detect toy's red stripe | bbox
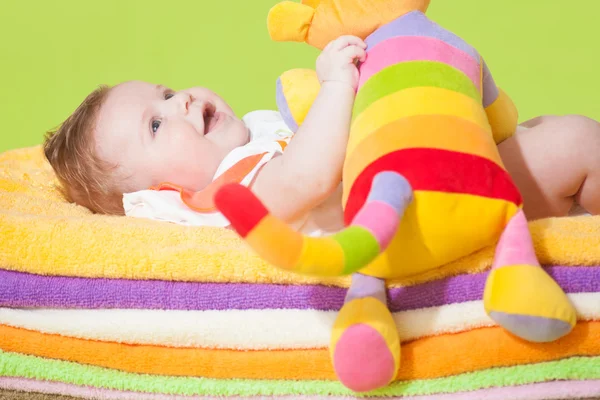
[213,184,269,238]
[344,148,522,224]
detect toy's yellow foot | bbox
[484,264,576,342]
[484,210,577,342]
[331,297,399,392]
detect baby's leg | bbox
[331,273,399,392]
[498,114,600,220]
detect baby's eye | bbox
[151,120,161,133]
[164,92,175,100]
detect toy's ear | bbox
[276,69,320,132]
[267,1,315,43]
[302,0,321,7]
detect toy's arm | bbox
[482,59,519,144]
[276,68,320,132]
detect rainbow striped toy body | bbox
[341,11,520,279]
[214,1,577,393]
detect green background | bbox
[1,0,597,152]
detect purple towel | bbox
[0,266,598,311]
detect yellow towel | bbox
[1,146,600,287]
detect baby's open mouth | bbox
[203,106,221,135]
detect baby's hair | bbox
[44,85,125,215]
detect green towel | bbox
[1,350,599,397]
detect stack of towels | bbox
[1,145,600,400]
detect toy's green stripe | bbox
[353,61,480,120]
[1,350,598,397]
[333,226,381,275]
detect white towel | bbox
[1,292,597,350]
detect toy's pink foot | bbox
[331,297,399,392]
[333,323,396,392]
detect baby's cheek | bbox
[181,148,221,188]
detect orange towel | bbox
[0,322,598,381]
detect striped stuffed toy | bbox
[214,0,577,393]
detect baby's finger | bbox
[332,35,367,50]
[341,45,367,63]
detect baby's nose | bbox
[173,92,194,114]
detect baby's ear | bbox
[267,1,315,44]
[276,69,320,132]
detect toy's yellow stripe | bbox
[294,236,346,276]
[245,214,303,271]
[357,191,519,279]
[347,87,491,158]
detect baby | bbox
[44,36,600,231]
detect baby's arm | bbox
[252,36,367,223]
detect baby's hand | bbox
[317,35,367,92]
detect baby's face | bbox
[94,81,249,192]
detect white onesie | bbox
[122,110,316,232]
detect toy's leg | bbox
[331,273,399,392]
[484,209,577,342]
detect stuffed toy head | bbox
[267,0,431,50]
